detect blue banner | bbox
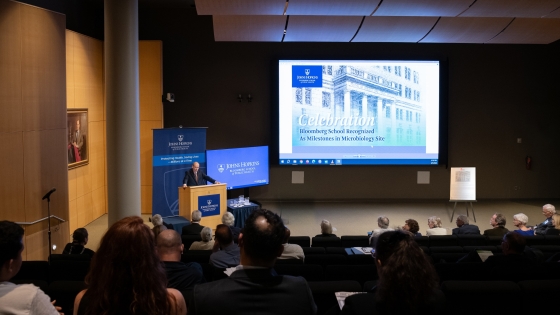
[198,194,220,217]
[152,128,207,217]
[292,66,322,87]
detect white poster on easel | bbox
[450,167,476,200]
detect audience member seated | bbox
[0,221,62,315]
[62,227,95,258]
[426,216,447,236]
[157,229,205,291]
[484,232,534,266]
[402,219,422,236]
[452,215,480,235]
[182,210,204,236]
[316,220,337,237]
[189,227,215,250]
[483,213,509,237]
[545,214,560,235]
[279,227,304,261]
[151,214,168,239]
[534,204,555,235]
[341,231,444,315]
[194,209,317,315]
[73,216,186,315]
[209,224,240,268]
[369,216,394,246]
[221,212,241,243]
[512,213,534,236]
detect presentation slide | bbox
[206,146,269,190]
[278,60,440,165]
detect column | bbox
[343,90,351,117]
[105,0,141,225]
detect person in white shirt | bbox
[0,220,62,315]
[426,216,448,236]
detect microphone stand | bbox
[42,188,56,261]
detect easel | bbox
[450,200,477,223]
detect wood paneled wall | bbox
[139,41,163,214]
[66,30,107,235]
[0,0,69,260]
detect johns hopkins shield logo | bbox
[178,135,184,142]
[207,199,212,205]
[217,164,225,173]
[305,69,310,75]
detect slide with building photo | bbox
[279,60,440,165]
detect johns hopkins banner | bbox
[152,128,207,217]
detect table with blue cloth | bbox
[227,199,259,228]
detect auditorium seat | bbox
[429,235,458,247]
[275,258,304,265]
[529,245,560,259]
[181,235,202,249]
[347,253,374,265]
[441,281,521,315]
[312,236,342,248]
[50,254,91,262]
[462,245,499,253]
[486,236,503,246]
[429,246,464,253]
[182,250,212,264]
[435,263,488,282]
[289,236,311,247]
[325,247,347,255]
[341,235,370,247]
[48,260,90,282]
[544,235,560,245]
[274,264,324,282]
[305,254,347,267]
[457,235,487,247]
[324,264,378,286]
[10,261,49,283]
[47,281,86,314]
[523,235,546,246]
[414,236,429,247]
[303,247,326,255]
[519,279,560,313]
[307,281,361,315]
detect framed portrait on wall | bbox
[68,109,89,169]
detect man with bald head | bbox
[194,209,317,315]
[157,229,205,292]
[182,162,220,187]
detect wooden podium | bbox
[178,184,227,229]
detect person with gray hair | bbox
[152,214,168,239]
[452,214,480,235]
[535,204,556,235]
[189,227,215,250]
[513,213,534,236]
[483,213,509,237]
[182,210,205,236]
[222,212,241,243]
[426,216,447,236]
[315,219,337,237]
[369,216,394,246]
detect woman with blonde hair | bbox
[73,216,186,315]
[546,214,560,235]
[426,216,447,236]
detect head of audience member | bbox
[222,212,235,227]
[551,214,560,229]
[374,230,439,313]
[490,213,506,228]
[191,210,202,223]
[152,225,168,240]
[72,227,89,245]
[84,216,176,315]
[200,226,213,242]
[403,219,420,235]
[320,220,333,235]
[157,229,184,262]
[152,214,164,227]
[428,216,442,229]
[456,214,469,227]
[214,224,234,249]
[283,227,291,244]
[501,232,526,255]
[377,216,390,229]
[239,209,285,268]
[0,221,25,282]
[513,213,529,229]
[542,204,556,219]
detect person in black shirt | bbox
[62,227,94,258]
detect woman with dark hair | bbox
[403,219,422,236]
[341,230,444,315]
[73,216,186,315]
[63,228,95,258]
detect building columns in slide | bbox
[105,0,141,225]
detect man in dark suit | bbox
[534,204,555,235]
[194,209,317,315]
[182,162,220,187]
[452,214,480,235]
[181,210,205,236]
[483,213,509,237]
[484,232,534,265]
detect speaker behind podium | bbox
[178,184,227,229]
